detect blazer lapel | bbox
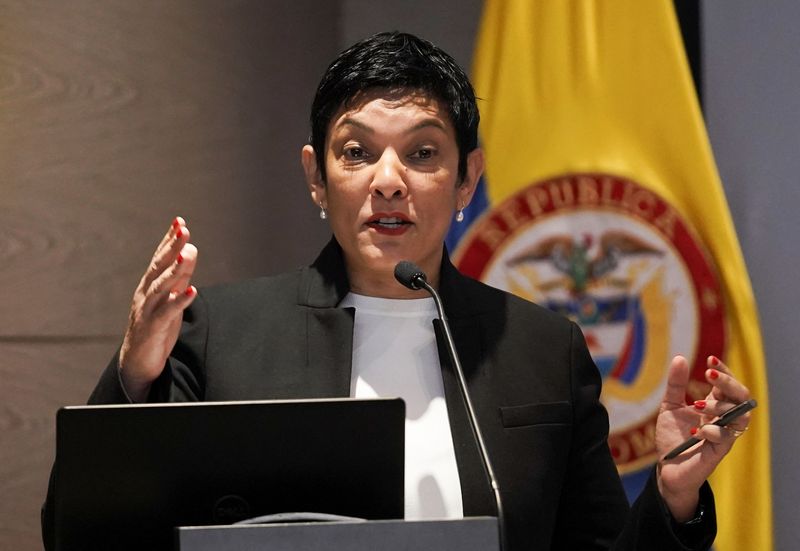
[436,253,498,517]
[298,238,354,397]
[305,308,354,397]
[435,316,497,517]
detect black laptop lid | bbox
[53,398,405,551]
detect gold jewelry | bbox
[723,425,748,437]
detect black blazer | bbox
[81,239,715,550]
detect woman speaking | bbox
[63,32,752,550]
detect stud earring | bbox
[319,203,327,220]
[456,208,465,223]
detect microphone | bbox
[393,260,427,290]
[394,261,506,551]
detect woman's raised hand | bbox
[118,217,198,401]
[655,355,752,521]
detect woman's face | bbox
[303,90,483,296]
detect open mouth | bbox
[367,217,411,229]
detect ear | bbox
[301,144,326,208]
[456,147,484,209]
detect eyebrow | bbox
[336,117,447,134]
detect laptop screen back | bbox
[53,398,405,551]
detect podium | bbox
[176,517,500,551]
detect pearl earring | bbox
[456,208,465,223]
[319,203,327,220]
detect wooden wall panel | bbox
[0,341,116,551]
[0,1,341,548]
[0,1,336,337]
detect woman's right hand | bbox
[118,217,198,401]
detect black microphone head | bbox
[394,261,426,290]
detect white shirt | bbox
[340,292,464,520]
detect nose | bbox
[369,148,408,200]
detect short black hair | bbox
[309,31,480,183]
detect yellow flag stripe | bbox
[472,1,772,549]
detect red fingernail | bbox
[709,369,720,380]
[710,356,720,366]
[177,253,183,265]
[176,228,183,238]
[690,427,699,436]
[184,286,194,297]
[172,218,180,229]
[694,400,706,409]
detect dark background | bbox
[1,1,796,548]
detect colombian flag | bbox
[448,1,772,549]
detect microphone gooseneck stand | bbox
[394,261,506,551]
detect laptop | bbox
[53,398,405,551]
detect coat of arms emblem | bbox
[454,173,726,499]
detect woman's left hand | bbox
[654,354,752,522]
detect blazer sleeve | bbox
[550,322,716,551]
[617,468,717,551]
